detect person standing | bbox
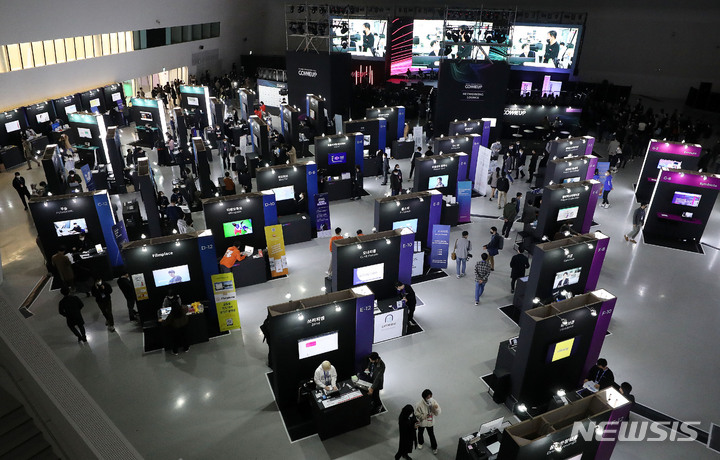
[415,389,441,454]
[165,291,189,355]
[502,198,518,238]
[23,139,41,169]
[364,352,385,413]
[394,405,418,460]
[474,253,492,305]
[395,281,417,326]
[496,174,510,209]
[381,152,390,185]
[58,287,87,343]
[527,149,539,184]
[116,272,139,321]
[51,246,75,291]
[327,227,343,277]
[453,231,472,278]
[390,164,403,196]
[601,170,613,208]
[351,165,363,201]
[488,167,499,201]
[509,247,530,293]
[515,148,527,179]
[12,172,32,210]
[624,202,648,244]
[409,147,422,179]
[482,226,501,270]
[91,276,115,332]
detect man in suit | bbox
[12,172,32,210]
[364,352,385,413]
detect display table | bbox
[392,140,414,159]
[73,145,100,169]
[136,125,160,147]
[143,305,210,352]
[228,253,268,287]
[363,156,382,177]
[308,379,370,440]
[71,250,112,286]
[455,426,507,460]
[0,145,24,170]
[50,128,71,144]
[323,178,352,201]
[441,202,459,226]
[29,136,49,155]
[373,301,406,343]
[278,213,312,245]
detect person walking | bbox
[394,405,418,460]
[395,281,417,326]
[364,352,385,413]
[58,287,87,343]
[23,139,41,169]
[327,227,343,277]
[51,246,75,291]
[165,291,189,355]
[381,152,390,185]
[452,231,472,278]
[351,164,363,200]
[415,389,441,454]
[91,276,115,332]
[515,148,527,180]
[527,149,539,184]
[474,253,492,305]
[116,272,139,321]
[509,246,530,293]
[390,164,403,196]
[409,147,422,179]
[12,172,32,210]
[601,170,613,208]
[502,198,518,238]
[483,226,502,270]
[488,167,499,201]
[496,174,510,209]
[624,202,648,244]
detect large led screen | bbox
[331,19,387,58]
[509,24,581,71]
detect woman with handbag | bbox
[452,231,472,278]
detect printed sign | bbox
[430,224,451,268]
[315,192,332,238]
[264,224,288,277]
[212,273,241,332]
[457,181,472,223]
[131,273,148,301]
[80,164,95,191]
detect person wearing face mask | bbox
[73,232,93,252]
[414,389,441,454]
[91,276,115,332]
[390,164,403,196]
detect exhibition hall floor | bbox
[1,134,718,459]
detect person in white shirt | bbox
[415,389,441,454]
[313,360,337,391]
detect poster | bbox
[212,273,241,332]
[413,126,424,151]
[80,164,96,191]
[264,224,288,277]
[315,192,332,238]
[110,221,129,266]
[429,224,451,268]
[131,273,148,301]
[457,181,472,223]
[473,145,492,196]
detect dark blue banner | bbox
[110,221,129,266]
[430,224,451,269]
[262,193,278,226]
[93,193,121,267]
[314,192,331,238]
[80,164,95,191]
[457,181,472,224]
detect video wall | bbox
[331,19,387,58]
[257,79,288,114]
[509,24,582,72]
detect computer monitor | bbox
[479,417,504,434]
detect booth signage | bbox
[179,85,205,94]
[131,273,149,301]
[648,141,702,156]
[212,273,241,332]
[473,145,492,196]
[130,97,159,108]
[264,224,288,277]
[80,164,96,191]
[457,181,472,223]
[373,310,404,343]
[430,224,451,268]
[314,193,332,238]
[68,113,98,125]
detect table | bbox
[143,306,210,352]
[70,251,112,291]
[278,213,312,245]
[441,202,459,226]
[136,125,160,147]
[29,136,49,155]
[323,178,352,201]
[73,145,100,169]
[0,145,24,170]
[227,253,269,287]
[455,428,505,460]
[363,156,382,177]
[392,139,415,159]
[309,379,371,440]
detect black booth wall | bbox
[635,140,702,203]
[413,155,461,196]
[102,83,125,109]
[534,182,596,239]
[343,118,384,157]
[314,134,359,176]
[374,192,435,249]
[25,101,56,136]
[286,51,351,119]
[0,109,28,147]
[434,60,509,136]
[256,164,309,216]
[79,88,106,114]
[52,94,81,125]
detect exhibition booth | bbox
[25,101,57,136]
[634,139,702,203]
[434,134,483,186]
[542,154,598,188]
[191,137,214,199]
[534,136,595,188]
[41,144,68,196]
[448,118,491,148]
[314,133,364,201]
[412,152,468,197]
[249,115,271,167]
[365,106,405,142]
[342,117,387,159]
[501,104,583,140]
[307,94,328,137]
[255,162,318,244]
[280,104,302,150]
[129,97,167,148]
[642,169,719,253]
[67,112,109,170]
[239,88,257,122]
[0,109,29,170]
[179,85,213,129]
[528,180,601,241]
[79,88,107,114]
[135,158,163,237]
[52,94,82,124]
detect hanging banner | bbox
[315,192,332,238]
[264,224,289,277]
[429,224,451,269]
[80,164,96,191]
[131,273,148,301]
[212,273,241,332]
[457,181,472,223]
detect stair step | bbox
[26,445,59,460]
[0,407,31,436]
[0,387,22,416]
[0,418,41,456]
[1,431,52,460]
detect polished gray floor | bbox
[1,124,718,459]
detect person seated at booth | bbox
[313,360,338,392]
[170,187,185,206]
[584,358,615,390]
[72,232,93,253]
[67,170,83,193]
[157,191,170,217]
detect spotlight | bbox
[47,192,52,196]
[321,286,327,293]
[595,424,604,436]
[385,239,391,245]
[285,293,291,299]
[297,312,304,321]
[175,240,180,246]
[141,245,147,252]
[172,229,178,234]
[141,234,147,239]
[587,243,594,249]
[517,404,527,413]
[590,308,597,317]
[557,389,566,397]
[356,244,362,250]
[563,248,570,255]
[335,304,341,312]
[532,297,541,304]
[215,192,220,197]
[396,201,401,207]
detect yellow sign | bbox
[211,273,240,332]
[131,273,148,301]
[264,224,289,278]
[551,337,576,362]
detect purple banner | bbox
[481,120,491,147]
[585,235,610,291]
[430,224,451,268]
[428,193,443,248]
[457,181,472,224]
[468,135,482,184]
[596,401,632,460]
[584,136,595,156]
[658,170,720,189]
[586,155,598,180]
[582,295,617,382]
[398,232,415,285]
[354,292,375,371]
[457,153,468,191]
[581,182,602,233]
[648,140,702,156]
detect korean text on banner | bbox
[212,273,241,331]
[264,224,289,277]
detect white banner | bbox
[473,145,492,196]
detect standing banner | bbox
[264,224,288,277]
[110,221,129,266]
[131,273,148,301]
[457,181,472,223]
[212,273,241,332]
[315,192,332,238]
[80,164,96,191]
[473,145,492,196]
[429,224,451,269]
[413,126,424,151]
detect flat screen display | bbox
[562,176,581,183]
[392,218,418,233]
[139,111,153,122]
[412,20,494,63]
[36,112,50,123]
[658,159,682,169]
[90,98,101,107]
[53,218,88,237]
[520,81,533,96]
[546,336,579,362]
[672,191,701,207]
[331,19,387,58]
[152,264,191,286]
[78,127,92,139]
[272,185,295,201]
[65,104,77,114]
[353,262,384,285]
[363,134,371,146]
[257,79,287,109]
[553,267,581,289]
[187,96,199,106]
[429,175,449,189]
[111,92,122,101]
[412,20,444,66]
[328,152,346,165]
[223,219,253,237]
[509,24,581,71]
[557,206,579,221]
[298,331,339,359]
[4,120,21,132]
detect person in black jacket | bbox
[390,165,403,196]
[116,272,139,321]
[363,352,385,413]
[91,276,115,332]
[482,226,501,270]
[12,172,32,210]
[394,404,418,460]
[396,281,417,326]
[59,287,86,342]
[527,149,539,184]
[496,175,510,209]
[624,203,648,244]
[584,358,615,390]
[351,165,363,201]
[509,246,530,293]
[409,147,422,179]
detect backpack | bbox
[496,234,504,250]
